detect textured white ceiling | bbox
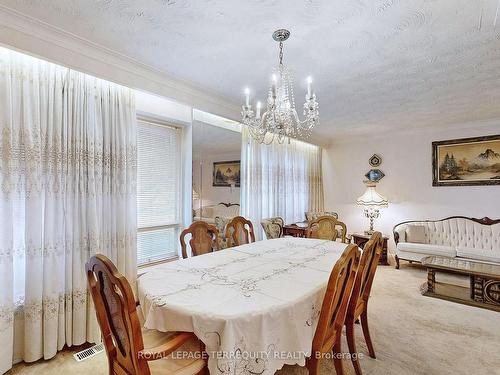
[3,0,500,139]
[193,122,241,156]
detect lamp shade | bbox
[356,184,388,207]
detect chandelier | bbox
[241,29,319,144]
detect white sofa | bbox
[393,216,500,269]
[193,203,240,224]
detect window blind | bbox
[137,120,181,265]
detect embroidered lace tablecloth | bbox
[138,237,348,375]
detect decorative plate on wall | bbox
[365,169,385,183]
[369,154,382,167]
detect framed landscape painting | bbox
[432,134,500,186]
[213,160,240,187]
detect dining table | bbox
[138,237,349,375]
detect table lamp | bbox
[356,182,388,235]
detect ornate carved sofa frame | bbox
[193,202,240,224]
[393,216,500,269]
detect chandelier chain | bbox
[279,41,284,66]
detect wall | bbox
[323,121,500,256]
[193,150,241,208]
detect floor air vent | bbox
[73,343,104,362]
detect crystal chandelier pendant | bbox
[241,29,319,144]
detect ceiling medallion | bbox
[241,29,319,144]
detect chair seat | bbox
[147,337,205,375]
[397,242,456,257]
[139,306,205,375]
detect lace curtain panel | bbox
[0,47,137,373]
[240,127,324,239]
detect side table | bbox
[351,233,390,265]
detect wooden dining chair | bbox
[305,211,339,222]
[225,216,256,247]
[260,217,284,239]
[307,244,361,375]
[306,215,340,241]
[334,220,348,243]
[345,232,384,375]
[180,221,219,259]
[86,254,206,375]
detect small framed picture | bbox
[213,160,241,187]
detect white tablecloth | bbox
[138,238,348,375]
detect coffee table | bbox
[421,256,500,312]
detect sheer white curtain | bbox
[0,47,137,373]
[240,127,324,238]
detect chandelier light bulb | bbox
[256,101,262,119]
[244,87,250,107]
[271,74,277,98]
[307,76,312,98]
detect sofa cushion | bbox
[212,205,226,217]
[456,247,500,263]
[193,216,215,224]
[395,227,406,243]
[212,204,239,218]
[406,225,426,244]
[194,206,214,218]
[397,242,456,257]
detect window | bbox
[137,119,181,265]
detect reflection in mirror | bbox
[192,115,242,249]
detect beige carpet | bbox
[9,265,500,375]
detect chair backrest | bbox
[334,220,348,243]
[312,244,360,354]
[214,216,232,249]
[348,232,383,317]
[260,217,284,239]
[305,211,338,222]
[86,255,150,375]
[306,216,339,241]
[180,221,220,258]
[225,216,256,247]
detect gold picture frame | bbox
[432,135,500,186]
[213,160,240,187]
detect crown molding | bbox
[0,4,240,121]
